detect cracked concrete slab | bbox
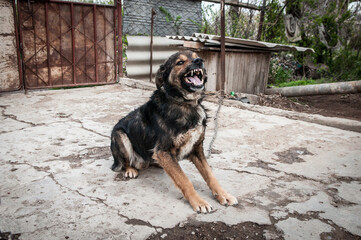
[276,218,333,240]
[1,84,361,240]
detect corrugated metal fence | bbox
[125,36,183,81]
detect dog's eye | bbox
[176,61,184,66]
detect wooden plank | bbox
[199,49,271,94]
[183,41,205,49]
[226,52,238,93]
[202,51,218,92]
[261,53,271,93]
[234,53,243,92]
[247,53,258,94]
[204,0,261,10]
[241,53,249,93]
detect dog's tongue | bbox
[187,76,203,86]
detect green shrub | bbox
[268,59,293,85]
[330,48,361,81]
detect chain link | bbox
[123,0,201,37]
[206,93,223,159]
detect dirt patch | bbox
[274,147,313,164]
[326,188,357,207]
[257,93,361,121]
[48,146,111,163]
[0,231,21,240]
[114,173,130,182]
[320,229,361,240]
[247,159,278,171]
[147,221,283,240]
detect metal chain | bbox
[207,93,223,159]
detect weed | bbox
[159,6,183,35]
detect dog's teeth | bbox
[200,69,203,75]
[191,70,194,76]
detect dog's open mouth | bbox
[183,69,204,90]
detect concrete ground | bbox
[0,83,360,240]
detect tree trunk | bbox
[257,0,267,41]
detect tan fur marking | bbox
[115,132,147,170]
[169,58,187,86]
[192,52,199,59]
[177,54,188,63]
[189,144,238,206]
[153,151,213,213]
[173,126,204,160]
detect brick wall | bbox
[123,0,201,36]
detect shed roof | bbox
[167,33,314,53]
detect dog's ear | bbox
[155,64,165,89]
[155,64,165,90]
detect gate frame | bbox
[14,0,123,90]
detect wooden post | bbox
[206,0,261,10]
[150,8,156,82]
[220,0,226,95]
[117,0,123,78]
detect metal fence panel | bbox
[123,0,201,36]
[18,0,119,89]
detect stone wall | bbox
[123,0,201,36]
[0,0,20,91]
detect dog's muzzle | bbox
[183,68,204,91]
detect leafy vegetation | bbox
[268,59,293,86]
[262,0,287,43]
[200,1,361,86]
[270,78,335,88]
[266,0,361,84]
[159,6,183,35]
[200,3,259,39]
[122,34,128,75]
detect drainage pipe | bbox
[264,80,361,97]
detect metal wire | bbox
[206,93,223,159]
[122,0,201,36]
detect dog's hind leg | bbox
[110,130,138,178]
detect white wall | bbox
[125,36,183,82]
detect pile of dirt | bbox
[147,221,282,240]
[147,220,360,240]
[257,93,361,121]
[0,231,21,240]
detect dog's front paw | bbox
[189,195,213,214]
[124,167,138,178]
[215,191,238,206]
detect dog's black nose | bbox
[193,58,203,65]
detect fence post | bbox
[117,0,123,78]
[150,8,156,82]
[220,0,226,95]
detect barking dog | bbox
[111,50,238,213]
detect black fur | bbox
[111,51,208,171]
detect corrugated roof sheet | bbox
[167,33,314,53]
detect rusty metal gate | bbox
[17,0,122,89]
